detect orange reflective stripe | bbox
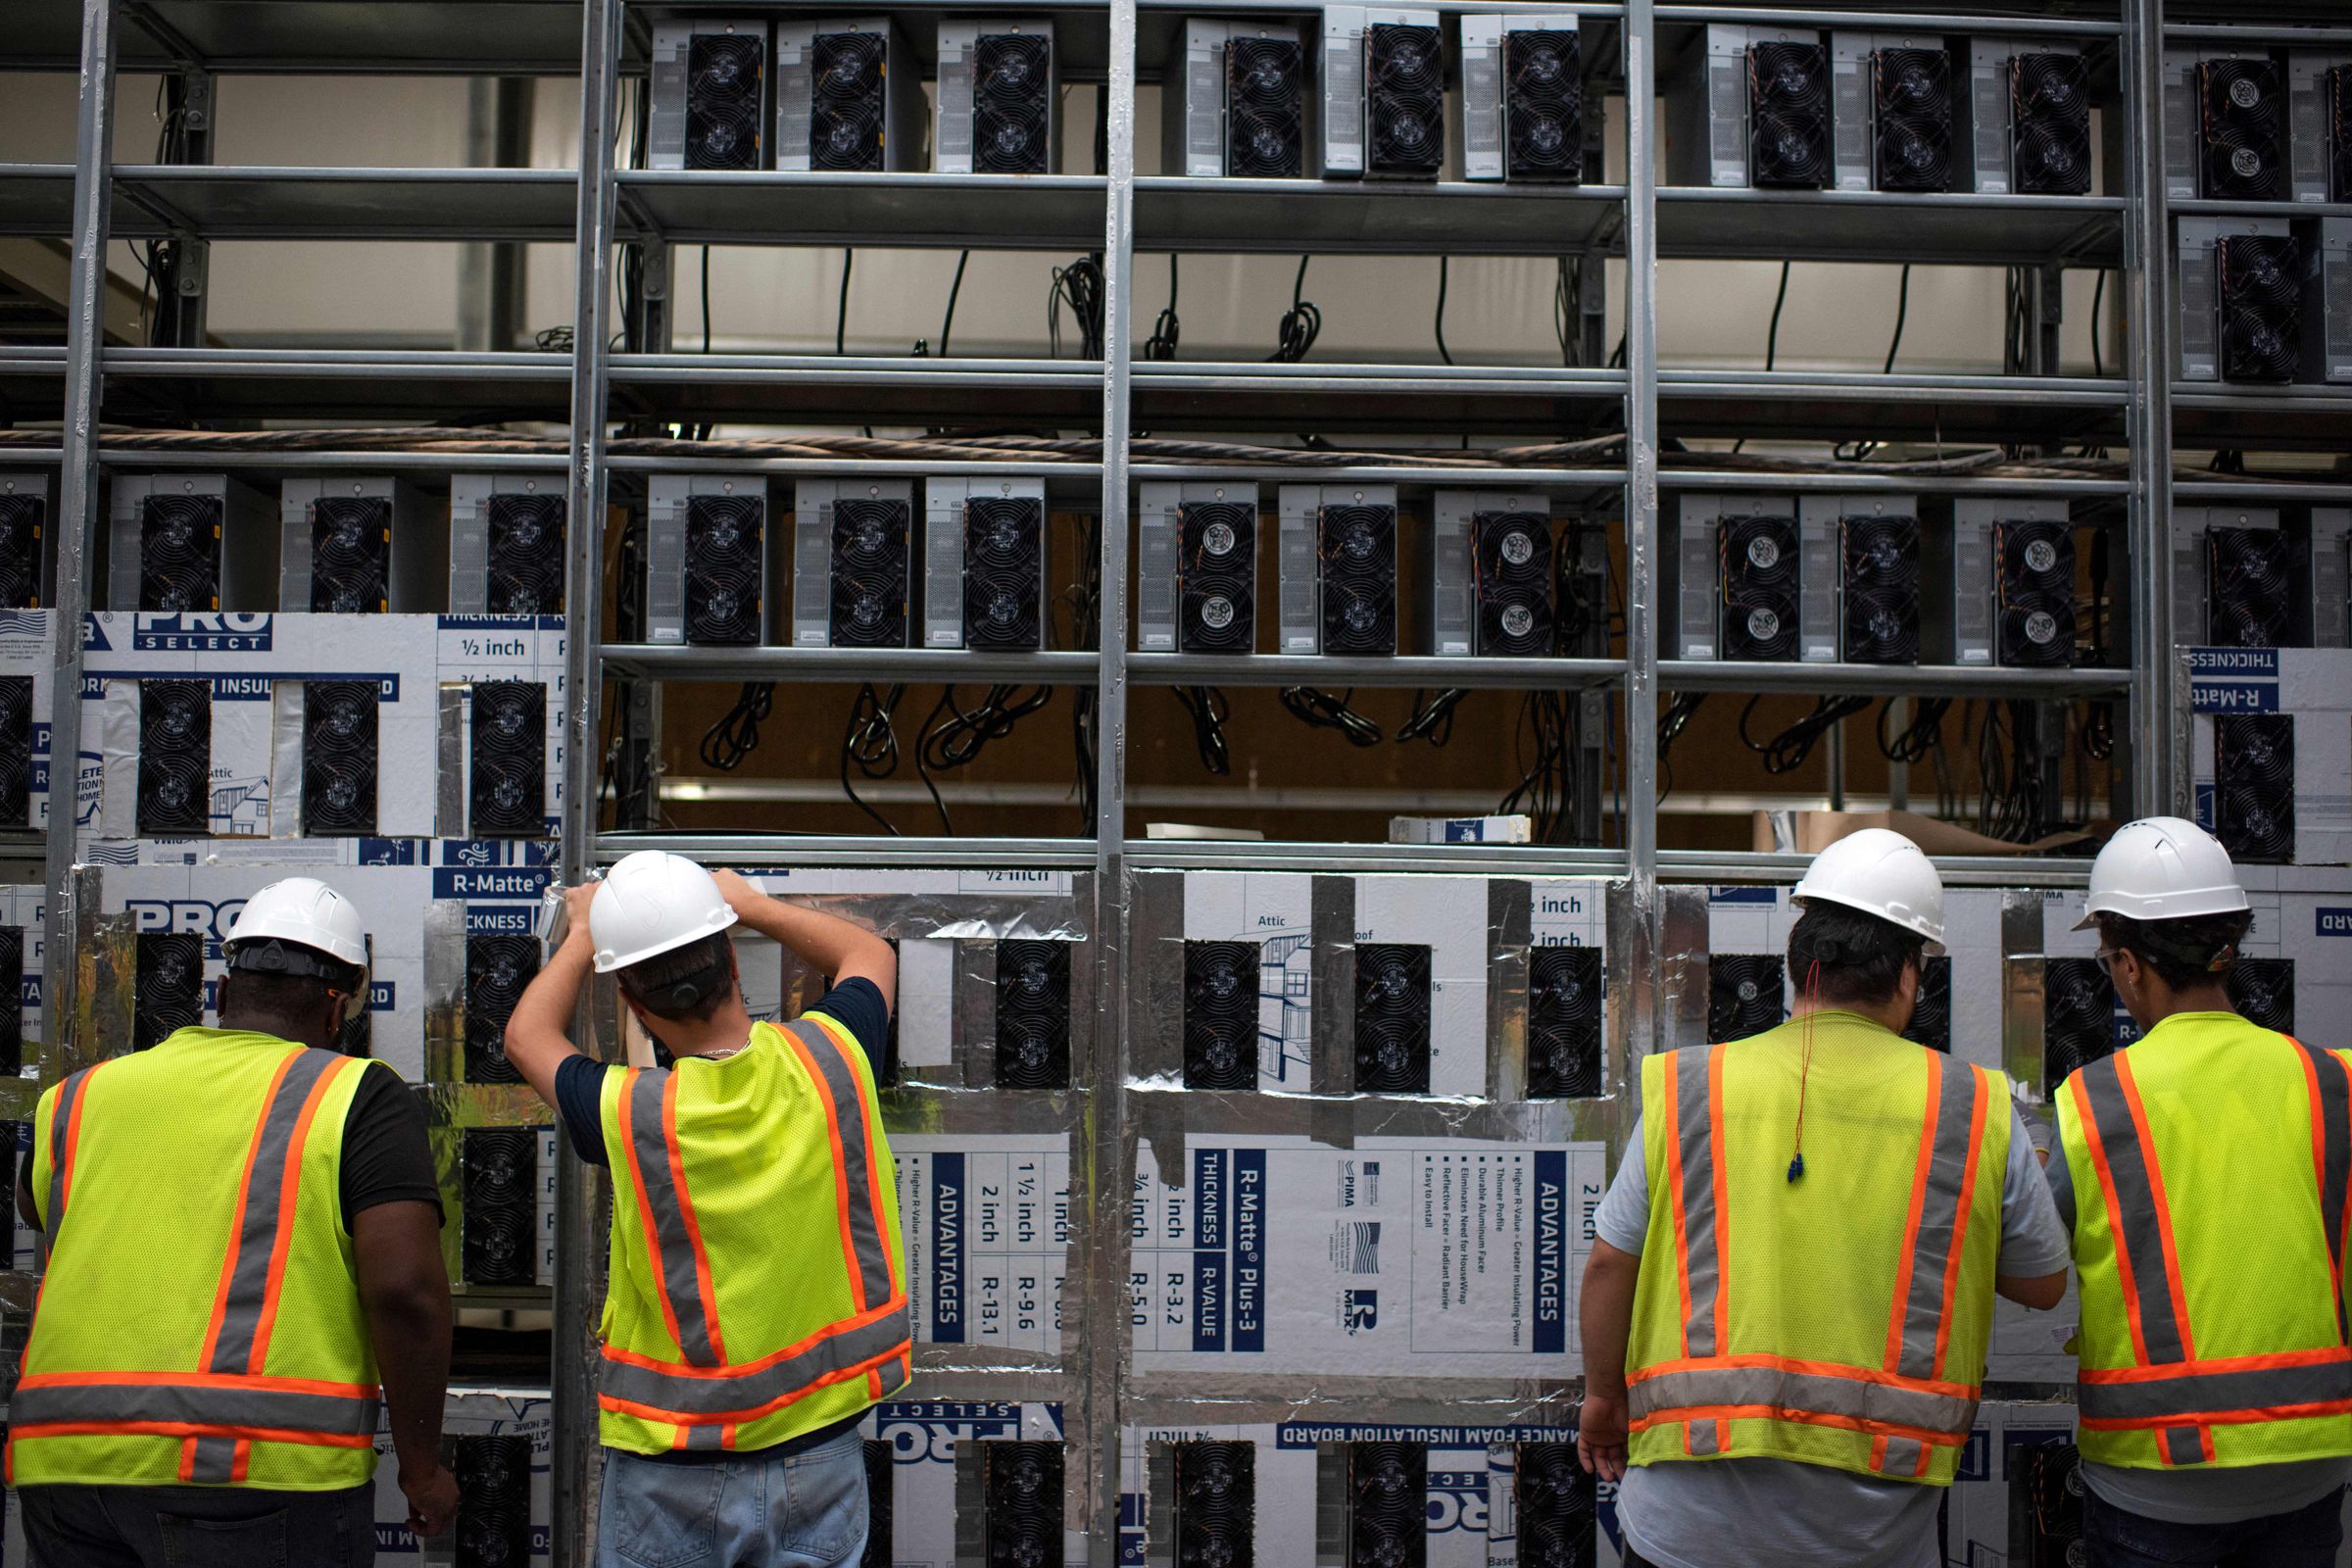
[1629,1403,1964,1448]
[2073,1066,2157,1365]
[2079,1346,2352,1385]
[597,1336,910,1430]
[1660,1051,1694,1356]
[662,1072,728,1365]
[7,1422,372,1450]
[600,1291,910,1381]
[617,1068,690,1358]
[1628,1349,1976,1401]
[1932,1065,1992,1380]
[783,1028,871,1311]
[1884,1053,1943,1373]
[2116,1054,2197,1360]
[17,1370,376,1398]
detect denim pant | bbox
[18,1481,376,1568]
[598,1429,868,1568]
[2084,1484,2348,1568]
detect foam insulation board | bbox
[893,1132,1075,1355]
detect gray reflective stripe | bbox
[45,1067,93,1241]
[681,1423,726,1451]
[626,1067,722,1368]
[1893,1057,1986,1381]
[600,1301,913,1419]
[1630,1364,1977,1439]
[2161,1427,2206,1465]
[1674,1045,1720,1359]
[1686,1420,1720,1455]
[1877,1436,1925,1476]
[187,1437,237,1483]
[2297,1040,2351,1340]
[2076,1057,2190,1364]
[207,1051,342,1375]
[785,1018,894,1311]
[12,1380,381,1436]
[2078,1357,2352,1425]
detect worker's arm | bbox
[500,883,598,1107]
[1996,1270,2070,1310]
[352,1200,460,1541]
[1577,1238,1641,1482]
[712,869,898,1017]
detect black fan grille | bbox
[1346,1443,1426,1568]
[1748,41,1830,188]
[2011,54,2091,195]
[2044,956,2116,1090]
[1179,502,1254,655]
[2013,1443,2086,1568]
[983,1442,1063,1568]
[1353,943,1431,1094]
[1873,47,1951,192]
[1176,1441,1255,1568]
[996,938,1071,1089]
[1319,505,1396,655]
[1367,24,1444,177]
[1720,514,1800,662]
[1902,955,1952,1054]
[1184,939,1260,1090]
[466,933,540,1086]
[2330,65,2352,202]
[470,680,547,839]
[134,932,205,1053]
[138,678,211,837]
[1840,514,1921,665]
[685,31,763,171]
[1996,519,2076,669]
[310,496,390,613]
[1505,30,1583,182]
[1515,1442,1595,1568]
[139,494,221,613]
[0,677,28,830]
[1474,512,1554,657]
[2219,234,2302,383]
[1709,954,1785,1043]
[2216,712,2295,864]
[2227,956,2294,1034]
[811,31,888,172]
[487,494,566,614]
[2200,58,2285,201]
[0,495,42,610]
[303,679,378,836]
[1527,945,1602,1099]
[2206,527,2295,649]
[453,1433,533,1568]
[830,498,909,648]
[974,33,1053,174]
[964,496,1045,651]
[683,494,763,647]
[0,926,24,1077]
[1228,37,1304,178]
[463,1127,536,1286]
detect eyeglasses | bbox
[2093,948,2123,977]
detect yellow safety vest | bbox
[6,1028,382,1490]
[597,1012,910,1454]
[2055,1011,2352,1470]
[1626,1012,2009,1486]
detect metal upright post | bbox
[45,0,119,1080]
[1620,0,1662,1086]
[553,0,624,1558]
[2123,0,2177,815]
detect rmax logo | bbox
[2316,907,2352,937]
[132,613,273,653]
[124,898,246,940]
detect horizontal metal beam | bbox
[593,833,1096,870]
[1124,838,1633,875]
[1657,468,2132,497]
[1660,849,2096,888]
[598,645,1102,683]
[1127,653,1628,691]
[1661,660,2131,698]
[1655,5,2122,36]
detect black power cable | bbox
[1269,256,1321,363]
[1048,255,1106,359]
[1173,685,1232,775]
[915,684,1055,835]
[841,683,909,835]
[1738,694,1872,775]
[1435,257,1454,366]
[1498,691,1578,841]
[1732,262,1793,455]
[1146,254,1181,361]
[835,249,854,354]
[1398,687,1467,746]
[1280,686,1382,746]
[1884,264,1911,375]
[1656,691,1710,801]
[1877,696,1953,764]
[700,682,775,771]
[938,250,971,358]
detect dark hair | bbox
[616,931,736,1023]
[218,970,344,1031]
[1787,901,1925,1008]
[2094,909,2251,990]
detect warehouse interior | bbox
[2,0,2349,1561]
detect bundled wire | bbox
[1656,691,1710,800]
[1048,255,1107,359]
[1397,687,1467,746]
[1973,699,2050,842]
[1435,257,1454,366]
[1498,690,1578,841]
[1876,696,1953,764]
[699,682,775,771]
[1280,686,1382,746]
[1145,255,1182,361]
[1173,685,1233,774]
[1268,256,1322,363]
[912,684,1055,835]
[1739,694,1872,775]
[841,683,910,834]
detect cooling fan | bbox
[1902,955,1952,1053]
[463,1128,536,1286]
[1708,954,1785,1043]
[0,493,42,609]
[486,494,565,614]
[138,678,211,837]
[1515,1443,1595,1568]
[2206,527,2294,648]
[830,497,909,648]
[466,934,539,1086]
[1995,519,2076,669]
[303,679,378,835]
[686,31,763,171]
[470,680,546,838]
[2216,712,2294,863]
[453,1434,533,1568]
[1840,514,1921,665]
[964,496,1045,651]
[139,494,221,612]
[1367,24,1444,177]
[1184,939,1260,1089]
[2200,58,2284,201]
[2227,956,2293,1034]
[2011,54,2090,194]
[1505,29,1583,181]
[1179,502,1254,654]
[684,494,763,647]
[1319,504,1396,655]
[310,495,390,613]
[2219,234,2302,383]
[1176,1441,1255,1568]
[0,677,29,830]
[1748,40,1830,188]
[1228,36,1305,178]
[983,1443,1063,1568]
[1353,943,1431,1094]
[1527,945,1602,1098]
[2043,957,2117,1087]
[1720,514,1800,661]
[134,933,205,1053]
[1873,47,1951,192]
[0,926,22,1077]
[810,30,887,172]
[1474,512,1554,656]
[995,938,1070,1089]
[974,32,1052,173]
[1347,1444,1426,1568]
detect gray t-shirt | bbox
[2045,1152,2352,1525]
[1596,1105,2070,1568]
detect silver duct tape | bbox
[1488,878,1530,1103]
[421,896,468,1085]
[75,901,135,1077]
[436,684,466,840]
[268,682,303,840]
[1604,877,1641,1118]
[0,1271,36,1314]
[418,1082,555,1130]
[954,940,1000,1091]
[2001,889,2048,1101]
[1129,870,1188,1086]
[1142,1442,1177,1568]
[740,882,1092,944]
[1658,884,1713,1054]
[1119,1383,1571,1427]
[0,1082,37,1122]
[1126,1085,1582,1160]
[1308,875,1354,1150]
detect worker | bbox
[1576,828,2073,1568]
[502,852,906,1568]
[2047,816,2350,1567]
[7,876,459,1565]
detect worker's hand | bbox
[401,1459,462,1540]
[710,867,766,916]
[1577,1390,1629,1482]
[562,882,598,948]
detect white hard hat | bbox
[1791,827,1945,946]
[2074,815,2247,930]
[225,877,371,1020]
[590,851,738,973]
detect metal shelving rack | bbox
[24,0,2352,1560]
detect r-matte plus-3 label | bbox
[893,1134,1074,1354]
[1128,1135,1604,1376]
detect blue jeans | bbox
[597,1430,868,1568]
[2084,1483,2347,1568]
[17,1481,375,1568]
